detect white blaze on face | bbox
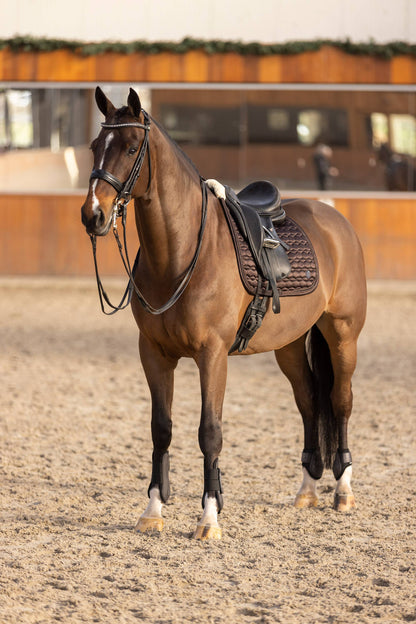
[91,132,114,214]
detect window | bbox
[160,105,241,145]
[370,112,416,157]
[248,106,298,143]
[391,114,416,157]
[0,89,33,149]
[247,106,348,146]
[0,86,414,192]
[297,110,324,146]
[370,113,389,148]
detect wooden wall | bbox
[0,192,415,280]
[0,193,138,277]
[333,196,416,279]
[1,46,416,84]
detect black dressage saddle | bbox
[224,181,291,304]
[215,180,292,353]
[237,179,283,217]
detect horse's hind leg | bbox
[135,334,177,534]
[275,336,323,508]
[317,314,361,511]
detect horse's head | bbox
[81,87,150,236]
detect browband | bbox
[101,121,150,130]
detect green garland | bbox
[1,35,416,58]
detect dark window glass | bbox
[247,106,298,143]
[248,106,349,146]
[160,105,240,145]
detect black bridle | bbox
[90,111,152,209]
[88,111,208,316]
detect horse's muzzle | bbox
[81,204,112,236]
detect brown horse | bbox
[81,87,367,540]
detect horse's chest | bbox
[137,311,206,357]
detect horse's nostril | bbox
[95,208,106,228]
[81,207,87,226]
[81,204,109,234]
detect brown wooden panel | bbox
[1,47,416,84]
[1,193,415,279]
[258,56,283,83]
[220,53,245,82]
[0,49,38,81]
[36,50,96,81]
[391,55,416,84]
[147,52,182,83]
[0,194,138,277]
[182,51,209,83]
[334,198,416,279]
[94,52,133,83]
[280,50,322,83]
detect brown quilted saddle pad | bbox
[224,208,319,298]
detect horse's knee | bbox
[151,415,172,451]
[198,419,223,457]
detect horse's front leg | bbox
[193,345,228,540]
[135,334,177,534]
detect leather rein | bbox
[88,111,208,316]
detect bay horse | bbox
[81,87,367,540]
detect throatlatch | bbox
[202,459,224,513]
[148,450,170,503]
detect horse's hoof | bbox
[294,493,319,508]
[334,493,356,512]
[192,524,222,540]
[135,516,164,533]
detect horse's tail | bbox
[307,324,337,469]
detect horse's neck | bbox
[134,131,202,278]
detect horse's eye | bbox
[128,147,138,156]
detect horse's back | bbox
[283,197,359,242]
[283,197,365,275]
[282,197,366,324]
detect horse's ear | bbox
[127,88,142,118]
[95,86,115,117]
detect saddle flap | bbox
[224,187,290,278]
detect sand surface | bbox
[1,278,415,623]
